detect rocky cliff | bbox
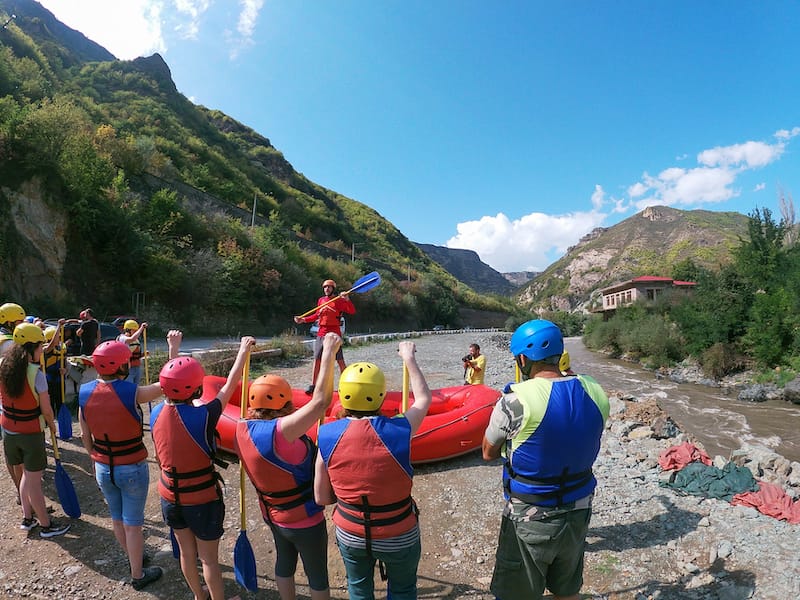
[415,243,515,296]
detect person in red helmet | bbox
[76,308,100,356]
[235,332,341,600]
[151,331,255,600]
[78,331,182,590]
[293,278,355,395]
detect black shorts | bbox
[161,497,225,541]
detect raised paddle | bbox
[296,271,382,320]
[233,354,258,592]
[142,328,149,384]
[49,428,81,518]
[402,364,409,413]
[57,327,72,440]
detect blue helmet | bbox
[510,319,564,361]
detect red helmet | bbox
[159,356,205,401]
[92,341,132,375]
[322,279,336,289]
[248,374,293,410]
[79,310,87,320]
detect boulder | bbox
[782,376,800,405]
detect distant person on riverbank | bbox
[482,319,609,600]
[314,341,432,600]
[463,343,486,385]
[235,333,341,600]
[151,332,255,600]
[293,278,355,395]
[77,308,100,356]
[78,334,181,590]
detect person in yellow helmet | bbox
[293,278,356,395]
[314,341,432,600]
[116,320,147,385]
[0,302,28,505]
[0,323,71,537]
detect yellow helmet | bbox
[559,351,571,373]
[44,326,58,341]
[124,319,139,331]
[248,374,293,410]
[338,362,386,411]
[0,302,25,325]
[13,322,45,345]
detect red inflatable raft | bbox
[200,376,501,464]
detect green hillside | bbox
[0,0,514,333]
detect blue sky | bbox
[36,1,800,273]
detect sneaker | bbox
[39,519,70,538]
[131,566,163,590]
[20,517,39,531]
[305,384,315,395]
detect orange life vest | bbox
[79,379,147,466]
[0,364,44,434]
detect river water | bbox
[565,338,800,464]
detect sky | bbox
[34,0,800,273]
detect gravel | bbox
[1,331,798,599]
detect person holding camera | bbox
[463,343,485,385]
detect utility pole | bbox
[1,14,15,29]
[250,190,257,227]
[351,242,356,262]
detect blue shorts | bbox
[95,461,150,526]
[161,497,225,541]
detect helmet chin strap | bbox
[515,355,533,379]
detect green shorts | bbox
[490,508,591,599]
[2,430,47,472]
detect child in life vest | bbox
[235,332,341,600]
[151,332,255,600]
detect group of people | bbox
[2,285,611,600]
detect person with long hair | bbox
[151,332,255,600]
[235,333,341,600]
[0,323,70,537]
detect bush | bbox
[699,343,745,379]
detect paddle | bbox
[402,364,409,413]
[143,328,149,384]
[49,428,81,518]
[296,271,382,319]
[56,324,72,440]
[169,527,180,559]
[233,355,258,592]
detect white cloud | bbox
[174,0,210,39]
[38,0,166,60]
[447,209,606,273]
[626,134,793,211]
[754,182,766,192]
[38,0,259,61]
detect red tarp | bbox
[658,441,712,471]
[732,481,800,524]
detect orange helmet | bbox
[322,279,336,289]
[248,374,293,410]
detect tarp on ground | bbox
[658,441,712,471]
[732,481,800,524]
[660,461,758,502]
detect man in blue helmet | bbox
[482,319,609,600]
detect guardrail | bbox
[301,328,500,349]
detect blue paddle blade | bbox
[234,531,258,591]
[57,404,72,440]
[54,459,81,518]
[350,271,381,294]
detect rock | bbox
[782,376,800,404]
[737,384,776,402]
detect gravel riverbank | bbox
[1,331,798,599]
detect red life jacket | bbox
[129,339,142,367]
[151,402,221,505]
[79,379,147,466]
[0,364,44,434]
[319,417,417,541]
[235,419,323,525]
